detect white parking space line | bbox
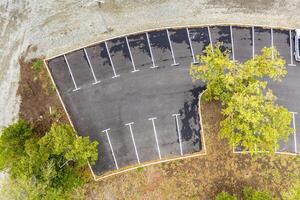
[172,114,183,156]
[125,36,139,73]
[207,26,213,48]
[291,112,298,153]
[125,122,140,164]
[166,29,179,66]
[148,117,162,159]
[289,30,296,66]
[102,128,119,169]
[83,48,101,85]
[271,28,274,59]
[63,54,80,91]
[230,26,235,61]
[145,32,158,68]
[186,28,199,64]
[252,26,255,59]
[104,41,120,78]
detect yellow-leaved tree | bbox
[190,43,293,153]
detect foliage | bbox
[242,187,277,200]
[0,120,98,199]
[215,187,277,200]
[282,181,300,200]
[0,119,33,175]
[220,83,292,152]
[190,44,286,104]
[215,191,237,200]
[190,44,293,152]
[31,59,44,71]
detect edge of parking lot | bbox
[44,23,299,181]
[45,23,295,62]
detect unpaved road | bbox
[1,0,300,132]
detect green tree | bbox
[0,120,98,199]
[216,191,237,200]
[0,120,34,176]
[190,44,293,152]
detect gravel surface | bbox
[1,0,300,187]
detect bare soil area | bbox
[79,100,300,199]
[18,57,68,134]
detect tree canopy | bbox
[190,44,293,153]
[0,120,98,199]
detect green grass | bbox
[31,59,44,71]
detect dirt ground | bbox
[78,101,300,200]
[17,56,68,134]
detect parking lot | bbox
[47,25,300,176]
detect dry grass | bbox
[79,101,300,200]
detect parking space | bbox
[85,43,116,81]
[168,28,193,66]
[147,30,173,68]
[187,27,210,63]
[209,26,232,57]
[127,33,153,70]
[106,38,134,75]
[272,29,290,62]
[254,27,271,55]
[232,26,253,62]
[47,25,300,176]
[47,56,75,93]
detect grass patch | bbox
[31,59,44,71]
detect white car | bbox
[295,29,300,61]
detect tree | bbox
[220,82,292,152]
[190,44,286,104]
[0,120,98,199]
[190,44,293,152]
[0,120,34,175]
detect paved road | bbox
[47,25,300,175]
